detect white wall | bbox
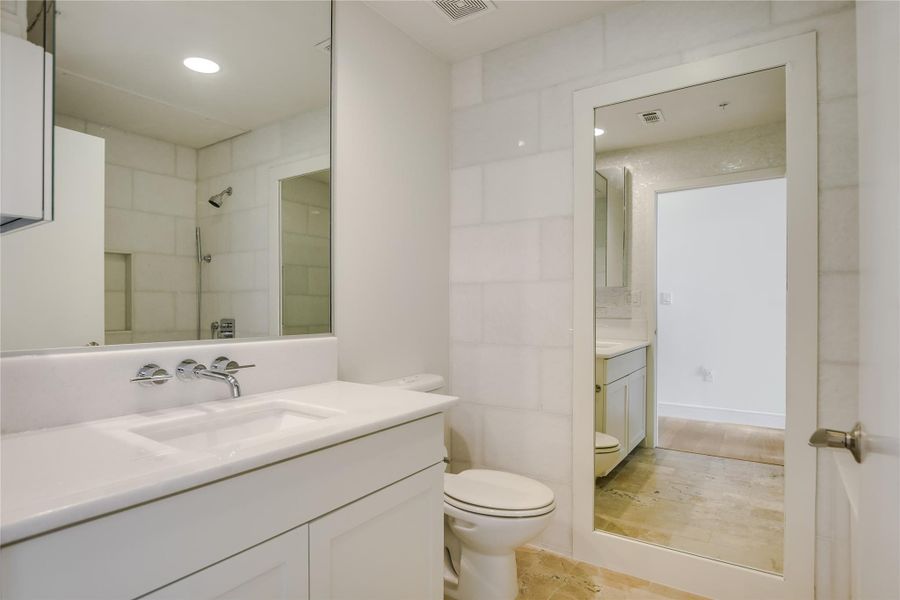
[332,2,450,386]
[448,0,858,570]
[1,127,105,351]
[657,178,786,429]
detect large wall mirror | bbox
[591,67,788,575]
[0,1,332,352]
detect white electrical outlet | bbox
[659,292,673,305]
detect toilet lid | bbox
[595,432,620,451]
[443,469,555,512]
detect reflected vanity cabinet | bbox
[595,348,647,467]
[1,22,54,231]
[0,415,446,600]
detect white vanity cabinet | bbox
[146,526,311,599]
[0,414,446,600]
[596,347,648,468]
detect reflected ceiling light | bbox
[594,128,606,137]
[183,57,220,74]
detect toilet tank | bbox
[376,373,445,393]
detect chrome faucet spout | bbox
[175,356,254,399]
[195,369,242,398]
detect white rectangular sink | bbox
[131,400,339,453]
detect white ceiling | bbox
[365,0,631,62]
[594,67,786,153]
[55,1,331,149]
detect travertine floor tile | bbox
[594,447,784,574]
[514,547,707,600]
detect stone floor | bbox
[594,447,784,574]
[658,416,785,466]
[515,546,707,600]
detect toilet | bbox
[378,374,556,600]
[594,432,621,478]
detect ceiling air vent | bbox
[433,0,496,24]
[638,110,665,124]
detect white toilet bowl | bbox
[594,432,621,478]
[375,374,555,600]
[442,469,555,600]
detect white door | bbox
[853,3,899,598]
[145,526,309,600]
[309,464,444,600]
[0,127,105,351]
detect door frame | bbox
[572,33,818,599]
[263,154,331,337]
[648,167,787,448]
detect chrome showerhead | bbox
[208,186,232,208]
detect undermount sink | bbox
[130,400,340,453]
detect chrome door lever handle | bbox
[809,422,862,463]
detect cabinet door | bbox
[309,464,444,600]
[627,368,647,452]
[603,377,628,465]
[144,526,308,600]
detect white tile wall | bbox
[451,56,483,109]
[483,150,572,222]
[195,107,331,339]
[448,3,860,577]
[450,166,483,226]
[452,92,540,167]
[482,15,605,101]
[74,119,200,343]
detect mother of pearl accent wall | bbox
[448,4,858,591]
[595,120,786,326]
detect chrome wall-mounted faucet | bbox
[175,356,255,398]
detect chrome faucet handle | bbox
[131,364,173,386]
[210,356,256,374]
[176,359,207,380]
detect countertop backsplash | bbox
[0,336,338,434]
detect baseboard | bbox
[657,402,785,429]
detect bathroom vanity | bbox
[0,381,455,599]
[595,341,649,469]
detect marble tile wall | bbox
[196,107,330,340]
[56,115,198,345]
[447,3,859,591]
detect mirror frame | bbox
[572,33,818,600]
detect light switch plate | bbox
[660,292,673,305]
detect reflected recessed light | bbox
[183,57,220,74]
[594,128,606,137]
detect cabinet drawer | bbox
[0,415,445,600]
[602,348,647,384]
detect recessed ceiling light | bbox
[594,128,606,137]
[183,57,220,74]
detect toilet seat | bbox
[444,470,555,518]
[595,432,620,454]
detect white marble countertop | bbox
[595,339,650,359]
[0,381,456,545]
